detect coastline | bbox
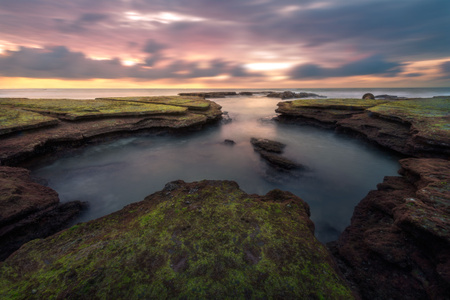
[1,92,449,298]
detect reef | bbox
[0,180,354,299]
[276,97,450,158]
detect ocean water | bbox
[4,88,448,242]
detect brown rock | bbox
[362,93,375,100]
[0,166,86,261]
[331,158,450,299]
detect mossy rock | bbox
[288,98,389,110]
[0,180,353,299]
[0,98,187,121]
[0,106,58,136]
[96,96,211,111]
[368,98,450,143]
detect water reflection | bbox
[31,96,400,242]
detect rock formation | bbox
[0,180,354,299]
[330,158,450,299]
[267,91,326,100]
[250,138,302,170]
[276,98,450,158]
[0,166,86,261]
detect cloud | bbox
[440,61,450,78]
[142,39,167,54]
[289,55,403,79]
[0,45,262,80]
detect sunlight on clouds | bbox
[245,62,293,71]
[125,11,205,24]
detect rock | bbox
[222,139,236,146]
[238,92,253,96]
[275,98,450,158]
[330,158,450,299]
[250,138,286,153]
[250,138,302,170]
[258,150,303,170]
[0,180,354,299]
[0,97,223,165]
[375,94,407,100]
[362,93,375,99]
[267,91,326,100]
[0,166,86,261]
[178,92,237,98]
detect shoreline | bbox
[1,94,449,298]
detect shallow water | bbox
[28,95,403,242]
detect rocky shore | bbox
[0,94,449,298]
[0,96,222,260]
[276,96,450,298]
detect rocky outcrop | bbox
[250,138,302,170]
[276,98,450,158]
[0,166,86,261]
[178,92,237,98]
[362,93,375,100]
[330,158,450,299]
[0,97,222,166]
[0,180,354,299]
[267,91,326,100]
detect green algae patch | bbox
[0,180,353,299]
[0,106,58,135]
[288,98,389,110]
[0,98,187,121]
[96,96,211,111]
[368,98,450,143]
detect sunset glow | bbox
[0,0,448,88]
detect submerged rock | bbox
[330,158,450,299]
[222,139,236,146]
[0,180,354,299]
[250,137,286,153]
[250,138,302,170]
[0,166,86,261]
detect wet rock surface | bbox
[267,91,326,100]
[330,158,450,299]
[0,180,354,299]
[0,166,86,261]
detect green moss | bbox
[0,180,353,299]
[0,98,187,120]
[96,96,211,110]
[290,98,389,110]
[0,106,58,135]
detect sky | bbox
[0,0,449,88]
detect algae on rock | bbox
[0,180,354,299]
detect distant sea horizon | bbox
[1,87,449,99]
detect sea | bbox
[2,87,449,242]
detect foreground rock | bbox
[330,158,450,299]
[276,98,450,158]
[0,180,354,299]
[250,138,302,170]
[0,166,85,261]
[0,96,222,165]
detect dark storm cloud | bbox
[0,46,262,79]
[289,55,403,79]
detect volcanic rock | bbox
[0,180,354,299]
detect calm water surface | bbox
[30,94,402,242]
